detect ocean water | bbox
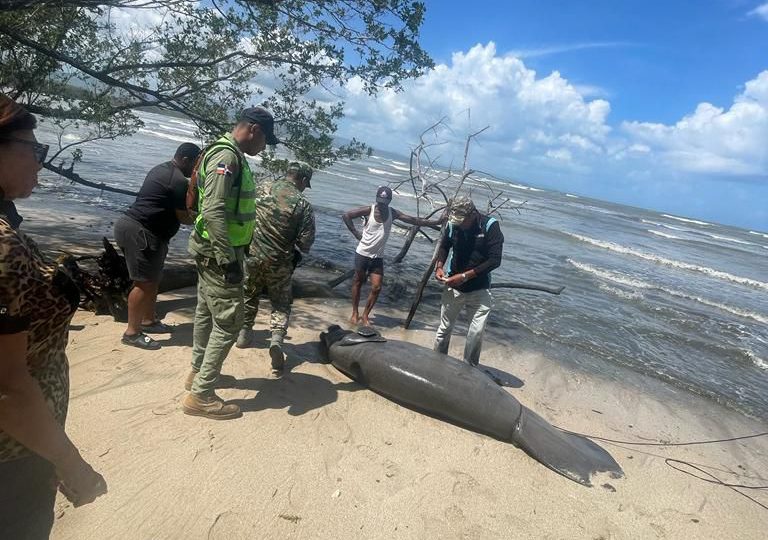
[32,111,768,419]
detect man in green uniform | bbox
[183,106,278,420]
[237,161,315,377]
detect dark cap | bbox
[175,142,201,160]
[0,94,36,134]
[375,186,393,205]
[239,106,279,145]
[288,160,313,188]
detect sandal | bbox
[122,332,161,350]
[141,320,173,334]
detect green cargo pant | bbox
[191,255,244,395]
[243,257,293,338]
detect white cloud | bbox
[622,71,768,175]
[336,42,767,200]
[340,42,611,176]
[748,2,768,21]
[508,42,635,59]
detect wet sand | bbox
[14,194,768,539]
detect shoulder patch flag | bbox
[216,162,233,176]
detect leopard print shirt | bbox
[0,214,74,462]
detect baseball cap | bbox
[239,106,279,145]
[448,196,476,225]
[375,186,393,205]
[288,160,313,188]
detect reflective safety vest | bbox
[194,136,256,247]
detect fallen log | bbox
[490,282,565,295]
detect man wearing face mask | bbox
[183,106,278,420]
[433,196,504,367]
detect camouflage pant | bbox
[243,258,293,336]
[191,254,244,395]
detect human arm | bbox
[200,149,240,266]
[342,206,370,241]
[296,202,316,254]
[392,208,446,229]
[0,333,106,506]
[434,228,452,281]
[172,176,194,225]
[469,220,504,276]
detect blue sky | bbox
[336,1,768,230]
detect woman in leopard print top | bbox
[0,95,107,538]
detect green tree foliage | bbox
[0,0,432,184]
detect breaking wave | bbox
[641,219,687,232]
[661,214,711,226]
[139,128,195,144]
[567,259,768,324]
[565,236,768,292]
[648,229,681,240]
[705,234,755,246]
[367,167,403,178]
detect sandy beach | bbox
[16,196,768,539]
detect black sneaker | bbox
[122,332,161,350]
[141,320,173,334]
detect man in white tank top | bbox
[343,186,444,326]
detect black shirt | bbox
[437,213,504,293]
[125,161,188,241]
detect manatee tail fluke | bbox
[512,407,624,486]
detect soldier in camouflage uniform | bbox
[238,161,315,376]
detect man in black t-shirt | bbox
[433,196,504,366]
[114,142,201,349]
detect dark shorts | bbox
[354,253,384,276]
[114,216,169,282]
[0,454,57,540]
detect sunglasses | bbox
[0,136,49,164]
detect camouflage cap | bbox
[448,196,476,225]
[287,160,313,188]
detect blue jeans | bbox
[433,287,493,366]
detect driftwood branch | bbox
[44,161,139,197]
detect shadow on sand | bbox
[222,341,360,416]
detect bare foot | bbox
[349,313,359,326]
[361,315,371,326]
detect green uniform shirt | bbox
[188,133,247,265]
[249,178,315,266]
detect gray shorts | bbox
[114,216,168,282]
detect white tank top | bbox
[355,204,392,258]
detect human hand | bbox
[443,274,466,288]
[435,267,446,281]
[223,261,243,285]
[56,452,107,508]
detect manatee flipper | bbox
[512,407,624,486]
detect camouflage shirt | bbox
[249,178,315,266]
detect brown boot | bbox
[184,370,198,391]
[182,392,241,420]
